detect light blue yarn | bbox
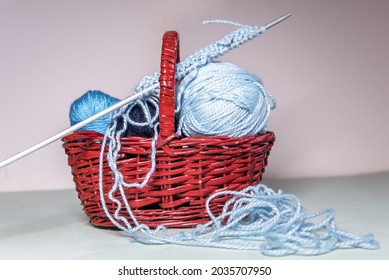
[93,20,379,256]
[69,90,119,134]
[176,62,275,137]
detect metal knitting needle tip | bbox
[263,13,292,30]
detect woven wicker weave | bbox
[62,31,275,228]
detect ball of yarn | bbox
[69,90,119,134]
[119,98,158,138]
[175,62,275,137]
[69,90,159,137]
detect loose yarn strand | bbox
[203,19,247,27]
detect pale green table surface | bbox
[1,172,388,260]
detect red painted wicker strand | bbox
[62,31,275,228]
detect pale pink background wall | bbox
[1,0,388,191]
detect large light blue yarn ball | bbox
[175,62,275,137]
[69,90,119,134]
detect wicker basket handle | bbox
[159,31,179,139]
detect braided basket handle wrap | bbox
[159,31,179,139]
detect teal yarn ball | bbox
[69,90,120,134]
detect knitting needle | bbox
[0,13,291,169]
[264,13,291,30]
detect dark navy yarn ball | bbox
[120,100,158,138]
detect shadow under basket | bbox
[61,31,276,229]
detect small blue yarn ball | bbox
[175,62,274,137]
[69,90,120,134]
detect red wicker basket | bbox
[62,31,275,228]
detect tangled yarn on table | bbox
[99,182,379,256]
